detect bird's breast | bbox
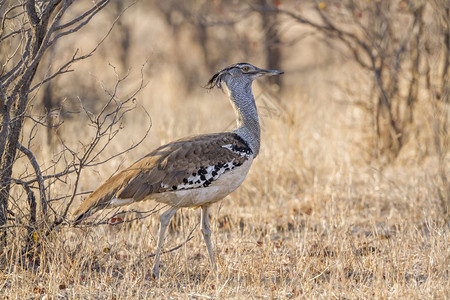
[154,157,253,207]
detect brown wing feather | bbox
[73,132,251,222]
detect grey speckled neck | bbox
[224,80,261,157]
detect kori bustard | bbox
[73,63,283,278]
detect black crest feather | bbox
[205,70,225,89]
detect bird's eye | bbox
[241,66,250,72]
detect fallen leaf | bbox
[33,231,39,243]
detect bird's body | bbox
[73,63,283,278]
[74,133,253,214]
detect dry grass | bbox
[1,2,449,299]
[2,87,448,298]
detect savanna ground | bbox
[0,1,449,299]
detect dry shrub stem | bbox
[0,0,150,254]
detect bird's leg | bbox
[201,205,217,273]
[152,206,178,279]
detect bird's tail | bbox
[71,168,132,225]
[71,190,111,225]
[72,205,97,225]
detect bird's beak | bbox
[254,67,284,76]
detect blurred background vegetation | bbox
[0,0,448,297]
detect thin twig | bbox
[17,143,47,215]
[147,222,199,258]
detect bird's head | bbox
[206,63,283,89]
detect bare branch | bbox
[80,204,167,227]
[1,30,32,87]
[30,1,136,94]
[0,0,118,249]
[0,3,25,39]
[17,143,47,215]
[49,0,111,44]
[25,0,40,26]
[29,49,83,93]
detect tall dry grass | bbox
[1,1,448,298]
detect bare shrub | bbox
[268,1,448,159]
[0,0,154,261]
[265,0,448,219]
